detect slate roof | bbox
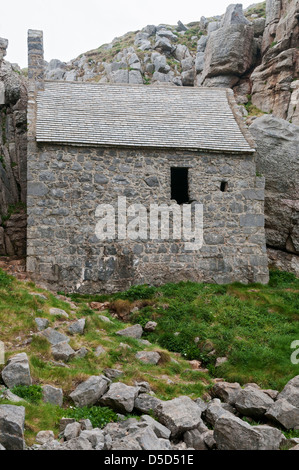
[35,81,255,153]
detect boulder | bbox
[80,429,105,449]
[154,396,203,438]
[104,369,123,380]
[64,422,81,441]
[214,414,284,450]
[116,324,143,339]
[100,382,139,413]
[61,436,93,450]
[135,351,161,365]
[265,398,299,429]
[249,116,299,260]
[211,381,242,405]
[0,405,25,450]
[277,375,299,408]
[42,385,63,407]
[204,399,235,427]
[35,318,49,331]
[140,415,171,439]
[41,328,70,345]
[235,386,274,418]
[144,321,157,332]
[134,393,162,414]
[70,375,110,407]
[202,24,255,86]
[36,430,55,445]
[2,353,32,388]
[184,428,209,450]
[68,319,85,335]
[49,307,69,318]
[51,341,75,362]
[221,4,251,27]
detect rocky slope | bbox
[0,39,27,257]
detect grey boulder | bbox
[265,398,299,430]
[211,381,242,405]
[42,385,63,407]
[214,414,284,450]
[235,386,274,418]
[2,353,32,388]
[51,341,75,362]
[116,324,143,339]
[154,396,203,438]
[100,382,139,413]
[70,375,110,407]
[135,351,161,365]
[68,318,86,335]
[0,405,25,450]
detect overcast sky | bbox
[1,1,256,68]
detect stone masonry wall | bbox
[26,144,269,293]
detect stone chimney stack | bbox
[28,30,44,89]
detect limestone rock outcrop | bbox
[251,0,299,124]
[249,115,299,270]
[0,38,27,257]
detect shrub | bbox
[116,284,156,301]
[63,406,118,428]
[11,385,43,404]
[0,269,13,288]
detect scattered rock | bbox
[41,328,70,345]
[36,430,55,445]
[235,386,274,419]
[68,318,86,335]
[35,318,49,331]
[42,385,63,407]
[0,405,25,450]
[155,396,203,438]
[70,375,110,407]
[75,347,88,358]
[277,375,299,408]
[134,394,162,414]
[135,351,161,365]
[211,381,242,405]
[49,307,69,318]
[104,369,123,380]
[100,382,139,413]
[51,341,75,362]
[116,324,143,339]
[64,422,81,441]
[265,398,299,430]
[144,321,157,332]
[1,353,32,388]
[140,415,171,439]
[214,414,284,450]
[98,315,112,323]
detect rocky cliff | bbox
[0,39,27,257]
[0,1,298,274]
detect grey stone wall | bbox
[26,144,269,293]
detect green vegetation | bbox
[63,406,118,428]
[0,266,298,444]
[11,385,43,404]
[0,202,26,226]
[245,2,266,19]
[245,95,267,117]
